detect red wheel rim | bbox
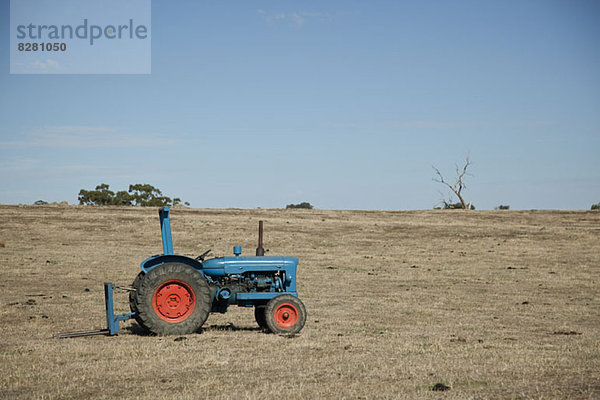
[152,280,195,323]
[274,303,299,329]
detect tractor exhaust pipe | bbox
[256,220,265,256]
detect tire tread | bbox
[130,263,211,336]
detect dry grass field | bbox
[0,204,599,399]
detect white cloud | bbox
[0,126,177,148]
[0,156,40,171]
[329,120,557,130]
[329,120,478,130]
[503,120,555,127]
[396,121,476,128]
[289,12,304,27]
[46,59,59,68]
[257,9,286,24]
[30,59,60,71]
[0,152,151,183]
[257,10,331,27]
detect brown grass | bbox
[0,205,599,399]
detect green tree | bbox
[113,190,133,206]
[78,184,119,205]
[78,183,186,207]
[128,184,171,206]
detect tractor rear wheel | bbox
[130,263,211,336]
[264,295,306,335]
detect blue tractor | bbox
[128,207,306,335]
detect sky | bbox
[1,0,599,210]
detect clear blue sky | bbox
[1,0,599,210]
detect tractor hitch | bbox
[53,282,135,338]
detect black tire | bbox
[131,263,211,336]
[264,295,306,335]
[129,271,146,328]
[254,306,268,329]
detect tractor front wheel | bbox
[130,263,211,336]
[254,305,268,330]
[264,295,306,335]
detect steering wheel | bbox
[195,248,212,261]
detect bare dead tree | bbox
[432,156,472,209]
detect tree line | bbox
[35,170,598,210]
[78,184,189,207]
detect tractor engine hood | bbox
[202,256,298,277]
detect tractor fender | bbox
[140,254,205,276]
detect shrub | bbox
[442,201,475,210]
[592,202,600,210]
[286,202,314,210]
[495,205,510,210]
[33,200,48,205]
